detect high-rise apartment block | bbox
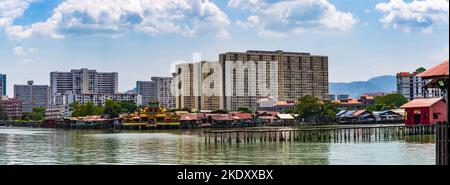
[14,81,49,113]
[50,68,119,107]
[135,77,175,108]
[397,69,443,100]
[173,50,329,111]
[151,77,176,109]
[0,74,6,96]
[219,50,328,111]
[51,68,118,95]
[136,81,157,105]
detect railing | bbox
[436,121,449,165]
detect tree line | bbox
[70,100,138,118]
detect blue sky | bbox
[0,0,448,96]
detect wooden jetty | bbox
[436,121,449,165]
[204,124,438,145]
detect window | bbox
[433,113,439,119]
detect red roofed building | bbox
[400,98,447,125]
[417,60,449,78]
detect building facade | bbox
[50,68,119,107]
[71,93,142,106]
[151,77,176,109]
[397,70,444,101]
[136,81,157,106]
[173,50,328,111]
[0,74,6,96]
[173,61,223,111]
[219,50,328,111]
[0,97,23,119]
[14,81,49,113]
[50,68,118,95]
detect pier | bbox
[204,124,437,145]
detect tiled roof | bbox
[400,98,444,108]
[417,60,449,78]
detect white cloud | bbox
[12,46,38,56]
[13,46,26,56]
[375,0,449,33]
[228,0,357,37]
[19,59,36,64]
[1,0,230,39]
[0,0,35,27]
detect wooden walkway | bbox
[204,124,437,145]
[436,122,449,165]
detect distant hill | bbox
[124,87,136,94]
[329,75,396,98]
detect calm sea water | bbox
[0,127,435,165]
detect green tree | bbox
[366,93,408,111]
[321,100,339,117]
[104,100,124,118]
[31,107,46,121]
[237,107,252,113]
[69,102,103,117]
[416,67,426,73]
[119,101,138,113]
[0,105,8,121]
[294,95,322,122]
[212,109,229,114]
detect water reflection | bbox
[0,127,435,165]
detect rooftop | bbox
[417,60,449,78]
[400,98,444,108]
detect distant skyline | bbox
[0,0,449,96]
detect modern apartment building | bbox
[173,61,223,111]
[173,50,329,111]
[0,74,6,96]
[136,81,157,106]
[0,96,23,119]
[71,93,142,106]
[14,81,49,113]
[219,50,328,111]
[151,77,176,109]
[50,68,119,107]
[397,69,443,100]
[50,68,118,95]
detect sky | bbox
[0,0,448,96]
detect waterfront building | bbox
[50,68,119,107]
[400,97,447,125]
[45,106,71,119]
[151,77,176,109]
[14,81,49,113]
[397,68,443,101]
[136,81,157,106]
[0,96,23,119]
[0,74,6,96]
[71,93,142,106]
[360,95,375,107]
[335,98,364,110]
[257,97,296,113]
